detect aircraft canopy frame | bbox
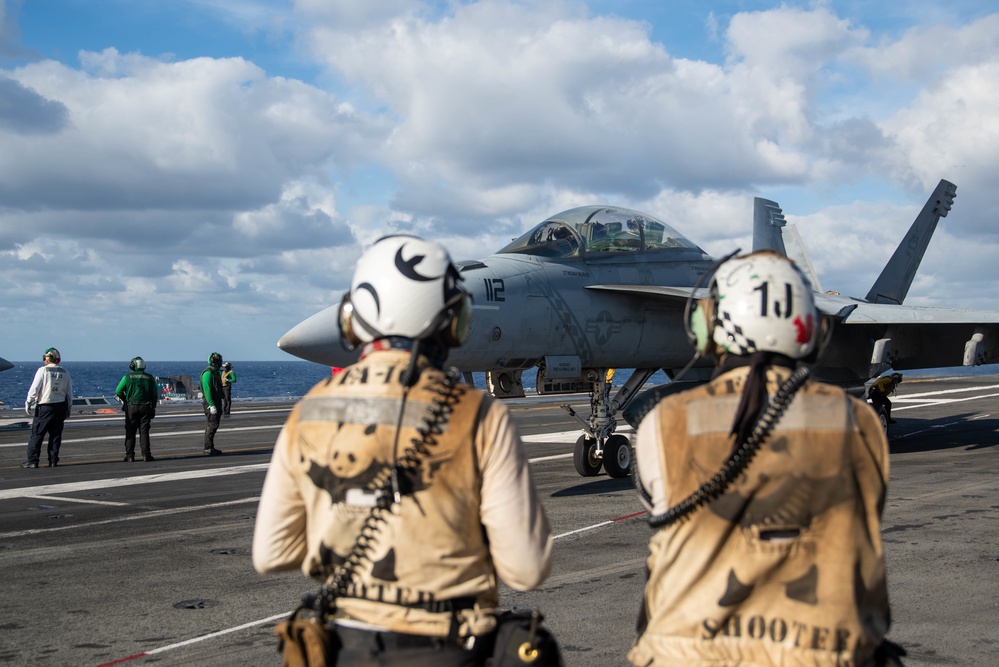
[498,206,704,259]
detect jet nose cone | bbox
[278,305,359,367]
[0,356,13,372]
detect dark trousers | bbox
[203,403,221,450]
[334,626,485,666]
[222,385,232,414]
[26,403,69,464]
[124,404,155,457]
[869,388,892,421]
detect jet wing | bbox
[814,296,999,374]
[587,286,999,372]
[587,285,999,325]
[843,305,999,324]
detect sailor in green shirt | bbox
[115,357,159,462]
[221,362,236,416]
[201,352,225,456]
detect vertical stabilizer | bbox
[865,179,957,305]
[752,197,788,256]
[782,223,824,294]
[752,197,823,292]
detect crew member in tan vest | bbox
[630,251,903,667]
[253,235,553,665]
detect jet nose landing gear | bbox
[563,368,656,478]
[572,433,633,478]
[573,435,603,477]
[602,434,632,478]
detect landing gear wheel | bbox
[603,434,632,478]
[875,405,890,437]
[573,435,602,477]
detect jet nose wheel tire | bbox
[869,400,890,434]
[602,434,632,478]
[874,404,891,450]
[573,435,603,477]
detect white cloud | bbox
[230,178,354,254]
[848,14,999,83]
[165,258,222,292]
[725,5,864,74]
[299,0,828,211]
[885,61,999,197]
[3,0,999,360]
[1,49,385,210]
[0,42,383,358]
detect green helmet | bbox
[43,348,61,363]
[208,352,223,368]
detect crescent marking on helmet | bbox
[355,282,380,315]
[394,246,437,282]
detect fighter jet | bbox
[278,179,999,478]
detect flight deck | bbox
[0,374,996,666]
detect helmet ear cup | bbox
[338,292,362,349]
[437,263,471,348]
[444,293,472,347]
[690,297,716,356]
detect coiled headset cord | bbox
[646,364,811,529]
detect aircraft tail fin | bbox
[752,197,824,293]
[783,223,824,294]
[752,197,788,256]
[864,179,957,305]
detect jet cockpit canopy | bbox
[498,205,704,259]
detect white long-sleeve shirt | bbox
[25,363,72,414]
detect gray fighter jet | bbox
[278,178,999,477]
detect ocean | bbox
[0,360,540,411]
[2,359,995,413]
[0,361,337,411]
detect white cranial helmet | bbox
[710,251,818,359]
[341,235,470,346]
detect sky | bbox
[1,0,998,362]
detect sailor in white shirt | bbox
[23,347,73,468]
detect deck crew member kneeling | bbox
[252,235,554,666]
[630,251,903,667]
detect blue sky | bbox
[1,0,998,362]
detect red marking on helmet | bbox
[794,314,814,343]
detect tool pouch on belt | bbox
[274,604,340,667]
[487,609,563,667]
